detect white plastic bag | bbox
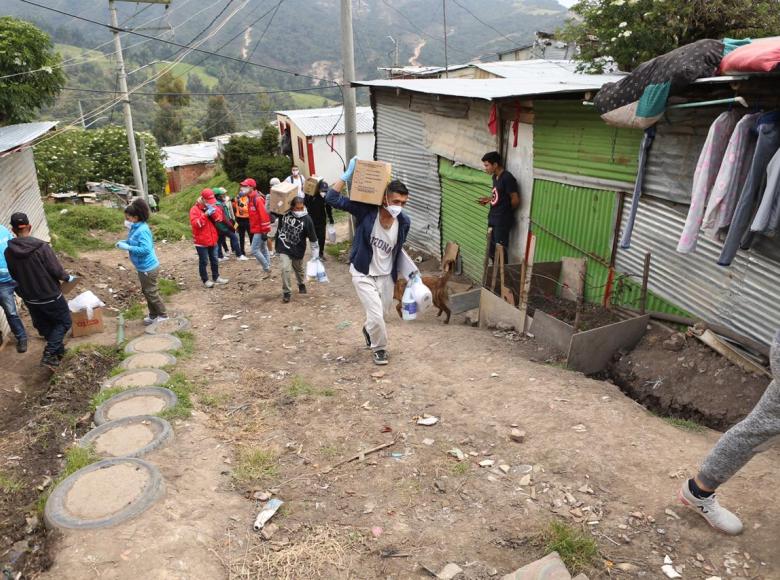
[315,259,329,283]
[397,249,419,281]
[327,224,336,243]
[68,290,105,320]
[401,282,417,320]
[410,274,433,314]
[306,258,319,280]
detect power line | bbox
[60,85,336,97]
[450,0,517,47]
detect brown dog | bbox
[394,260,453,324]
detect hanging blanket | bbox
[594,39,724,129]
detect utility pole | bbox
[387,36,399,69]
[77,100,86,128]
[340,0,358,163]
[442,0,449,78]
[109,0,146,201]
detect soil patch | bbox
[106,396,167,421]
[92,423,156,457]
[528,292,622,331]
[121,352,176,369]
[104,369,169,390]
[606,328,771,431]
[64,463,148,520]
[125,334,181,354]
[0,347,120,577]
[59,253,139,310]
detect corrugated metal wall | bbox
[439,159,490,281]
[530,179,617,303]
[374,97,442,256]
[0,149,49,342]
[533,101,642,184]
[615,196,780,345]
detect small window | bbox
[297,136,305,161]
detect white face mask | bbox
[293,210,307,218]
[292,170,299,177]
[124,219,133,229]
[240,187,249,195]
[385,205,403,219]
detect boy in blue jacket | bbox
[326,157,410,365]
[116,198,168,325]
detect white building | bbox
[275,107,375,184]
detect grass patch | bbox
[199,392,229,409]
[540,520,599,574]
[45,203,122,257]
[36,445,100,515]
[0,471,24,494]
[157,172,237,226]
[451,462,470,476]
[158,278,180,297]
[325,240,351,258]
[233,448,279,486]
[172,330,195,359]
[123,302,145,321]
[158,372,195,420]
[664,417,706,433]
[286,375,333,398]
[89,386,125,411]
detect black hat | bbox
[10,212,30,229]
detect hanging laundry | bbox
[702,112,762,239]
[619,127,655,249]
[594,39,724,129]
[750,147,780,236]
[720,37,780,74]
[677,110,741,253]
[718,111,780,266]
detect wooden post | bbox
[640,251,651,315]
[518,234,536,334]
[482,227,493,288]
[572,261,587,332]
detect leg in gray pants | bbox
[280,254,304,296]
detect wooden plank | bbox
[517,234,536,333]
[694,329,771,378]
[560,257,586,302]
[479,288,524,332]
[567,315,650,375]
[449,289,482,315]
[482,228,493,288]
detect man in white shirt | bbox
[286,165,305,196]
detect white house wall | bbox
[504,121,534,264]
[419,100,495,171]
[310,132,375,185]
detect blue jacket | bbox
[124,222,160,273]
[325,188,410,281]
[0,225,13,283]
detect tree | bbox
[87,127,166,194]
[34,130,95,193]
[221,135,265,182]
[562,0,780,71]
[202,95,236,140]
[258,124,281,156]
[245,155,293,194]
[152,103,184,146]
[186,73,207,95]
[154,70,190,107]
[0,17,66,125]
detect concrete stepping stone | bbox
[121,352,177,370]
[44,457,165,530]
[102,368,170,392]
[94,387,178,425]
[125,333,181,355]
[80,415,173,459]
[145,316,191,335]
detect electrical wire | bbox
[61,85,336,97]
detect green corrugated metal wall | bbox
[533,101,642,183]
[439,158,491,281]
[530,180,616,302]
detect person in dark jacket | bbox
[275,197,318,303]
[326,157,411,366]
[304,180,335,261]
[5,212,74,368]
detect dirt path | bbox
[42,241,780,579]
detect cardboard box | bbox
[268,182,300,214]
[303,176,321,196]
[350,160,392,205]
[71,307,104,338]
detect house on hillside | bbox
[211,129,263,156]
[161,141,219,193]
[355,65,780,346]
[380,59,583,81]
[497,32,578,62]
[275,107,375,183]
[0,121,56,344]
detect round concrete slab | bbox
[125,333,182,354]
[44,457,164,530]
[102,368,170,392]
[145,316,191,335]
[121,352,177,370]
[94,387,178,425]
[80,416,173,458]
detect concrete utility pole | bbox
[340,0,358,163]
[442,0,449,78]
[77,100,86,128]
[109,0,147,201]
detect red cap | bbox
[240,178,256,188]
[201,188,216,203]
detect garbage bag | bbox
[68,290,105,320]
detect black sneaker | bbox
[373,350,389,366]
[282,293,291,303]
[362,327,371,350]
[40,354,60,369]
[16,338,28,353]
[298,284,307,294]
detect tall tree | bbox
[152,103,184,147]
[202,95,236,140]
[562,0,780,71]
[154,70,190,108]
[0,17,66,125]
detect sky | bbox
[557,0,578,6]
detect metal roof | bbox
[275,106,374,137]
[0,121,57,155]
[161,141,218,169]
[354,63,625,101]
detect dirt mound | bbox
[607,328,771,431]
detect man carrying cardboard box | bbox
[4,213,74,368]
[326,157,410,366]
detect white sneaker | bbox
[215,277,229,285]
[155,315,169,323]
[219,256,229,262]
[143,316,155,325]
[204,280,215,288]
[679,480,743,535]
[238,255,249,261]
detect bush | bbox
[88,126,165,195]
[221,125,288,187]
[245,155,293,193]
[44,203,122,256]
[221,135,265,182]
[35,130,95,194]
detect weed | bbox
[540,520,598,574]
[325,240,351,257]
[286,375,333,398]
[158,372,195,420]
[90,387,125,411]
[664,417,706,433]
[36,445,100,515]
[0,471,23,494]
[233,448,279,486]
[319,444,340,459]
[451,462,470,476]
[172,330,195,359]
[108,365,125,377]
[319,387,335,397]
[158,278,181,297]
[199,392,229,409]
[123,302,145,321]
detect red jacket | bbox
[248,192,271,234]
[189,203,222,246]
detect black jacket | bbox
[304,193,334,228]
[4,236,68,302]
[275,212,317,260]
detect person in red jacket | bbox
[190,188,229,288]
[246,179,272,273]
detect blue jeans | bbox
[250,233,270,271]
[218,231,242,258]
[196,245,220,283]
[0,281,26,341]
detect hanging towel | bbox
[750,147,780,236]
[677,110,741,253]
[702,112,762,238]
[619,126,656,249]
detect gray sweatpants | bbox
[698,331,780,489]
